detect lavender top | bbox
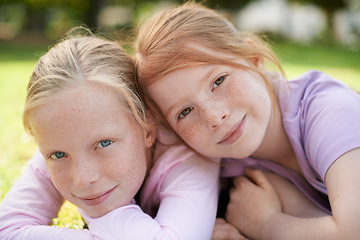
[221,70,360,213]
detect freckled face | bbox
[147,59,272,159]
[29,84,151,218]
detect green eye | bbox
[178,107,194,119]
[50,152,66,159]
[212,75,225,89]
[97,140,112,148]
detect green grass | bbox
[275,42,360,91]
[0,41,359,229]
[0,59,38,199]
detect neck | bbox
[252,101,301,174]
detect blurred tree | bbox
[289,0,346,18]
[0,0,254,39]
[202,0,252,10]
[288,0,346,38]
[0,0,101,33]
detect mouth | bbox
[78,185,117,207]
[218,115,246,145]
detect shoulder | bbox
[279,70,360,184]
[279,70,359,117]
[152,144,219,174]
[290,70,352,96]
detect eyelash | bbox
[178,107,194,120]
[97,139,113,148]
[212,74,227,90]
[50,152,66,160]
[48,140,113,160]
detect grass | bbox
[0,40,359,229]
[275,41,360,91]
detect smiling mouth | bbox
[78,186,117,207]
[218,115,246,145]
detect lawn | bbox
[0,40,359,229]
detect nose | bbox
[202,103,229,130]
[72,155,100,188]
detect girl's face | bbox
[147,48,272,159]
[29,84,155,218]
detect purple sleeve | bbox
[0,150,94,240]
[301,72,360,181]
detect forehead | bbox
[29,84,132,134]
[152,42,243,81]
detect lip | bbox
[218,115,246,145]
[78,186,117,207]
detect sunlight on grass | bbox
[52,201,85,229]
[0,61,37,200]
[282,64,360,91]
[276,42,360,90]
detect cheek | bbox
[48,165,71,194]
[175,121,204,146]
[105,141,148,181]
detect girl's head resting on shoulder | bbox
[134,2,284,131]
[22,29,157,218]
[134,2,286,158]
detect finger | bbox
[244,168,271,189]
[212,221,246,240]
[215,218,227,224]
[232,175,253,188]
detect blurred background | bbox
[0,0,359,228]
[0,0,359,48]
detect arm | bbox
[0,150,94,240]
[227,150,360,240]
[83,144,220,240]
[261,149,360,239]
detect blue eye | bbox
[178,107,194,119]
[50,152,66,159]
[97,140,112,148]
[212,75,226,90]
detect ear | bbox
[143,110,157,148]
[244,38,265,69]
[249,55,264,69]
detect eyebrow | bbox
[165,65,219,121]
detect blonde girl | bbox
[0,32,219,239]
[134,3,360,239]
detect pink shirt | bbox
[0,144,219,239]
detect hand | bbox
[226,169,281,239]
[212,218,247,240]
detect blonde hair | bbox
[134,2,285,131]
[24,31,147,136]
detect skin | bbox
[29,84,156,218]
[226,151,360,239]
[147,44,300,172]
[148,62,272,160]
[211,218,246,240]
[146,43,360,239]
